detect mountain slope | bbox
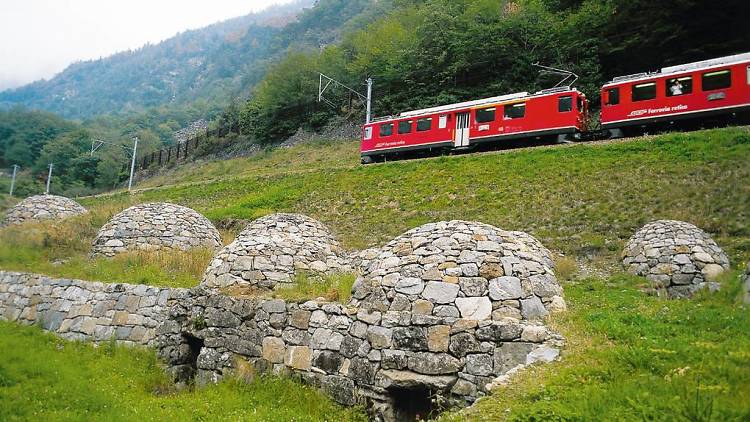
[0,0,315,119]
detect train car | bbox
[360,87,588,163]
[600,52,750,136]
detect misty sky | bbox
[0,0,292,91]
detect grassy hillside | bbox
[0,321,366,421]
[0,127,749,420]
[442,271,750,421]
[90,126,750,262]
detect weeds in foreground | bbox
[0,213,212,287]
[0,321,366,421]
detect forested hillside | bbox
[239,0,750,143]
[1,0,747,197]
[0,0,314,119]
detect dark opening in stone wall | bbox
[389,386,439,422]
[182,333,204,383]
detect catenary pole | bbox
[366,78,373,124]
[9,164,18,196]
[45,163,53,195]
[128,136,138,192]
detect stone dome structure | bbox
[202,213,349,290]
[351,220,565,322]
[91,203,221,257]
[622,220,730,298]
[2,194,87,226]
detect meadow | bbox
[0,126,748,420]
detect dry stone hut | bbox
[201,213,350,290]
[1,194,87,226]
[91,203,221,257]
[622,220,730,298]
[158,220,565,421]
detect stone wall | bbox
[202,213,350,290]
[622,220,730,298]
[0,271,180,346]
[1,194,87,226]
[156,287,562,421]
[91,203,222,257]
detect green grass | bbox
[1,127,750,420]
[0,212,213,288]
[82,127,750,265]
[268,272,357,303]
[0,321,366,421]
[441,271,750,421]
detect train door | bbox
[454,112,470,147]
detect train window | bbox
[605,87,620,105]
[476,107,495,123]
[379,123,393,137]
[364,127,372,140]
[398,120,413,134]
[666,76,692,96]
[504,103,526,119]
[558,96,573,112]
[577,96,584,111]
[747,66,750,84]
[632,82,657,101]
[438,115,448,129]
[416,118,432,131]
[702,69,731,91]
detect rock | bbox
[395,277,425,295]
[411,299,433,315]
[427,325,450,352]
[494,342,535,374]
[367,326,393,349]
[476,321,523,341]
[289,309,311,329]
[392,327,428,351]
[422,281,460,304]
[521,325,548,342]
[285,346,312,370]
[376,369,457,390]
[520,296,549,320]
[526,346,560,364]
[455,297,492,320]
[408,352,461,375]
[489,276,523,300]
[262,337,285,363]
[449,332,481,357]
[356,309,382,325]
[465,353,493,376]
[701,264,725,282]
[322,375,357,406]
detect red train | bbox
[360,52,750,163]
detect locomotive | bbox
[360,52,750,164]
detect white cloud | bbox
[0,0,292,91]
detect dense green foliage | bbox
[241,0,750,142]
[0,321,367,421]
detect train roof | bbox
[370,87,580,124]
[603,52,750,87]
